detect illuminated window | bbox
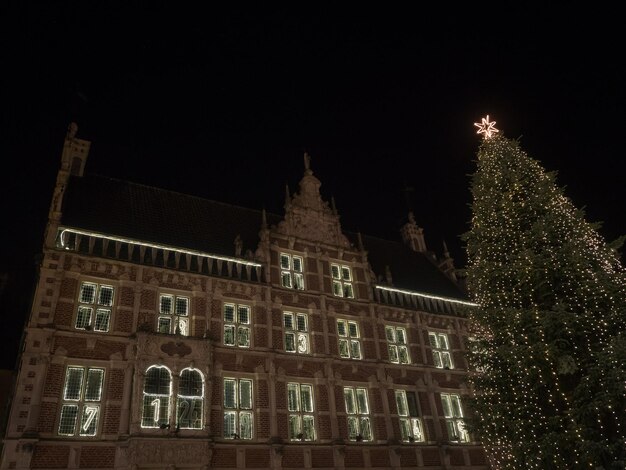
[223,378,253,439]
[58,366,104,437]
[76,282,114,332]
[284,312,309,354]
[429,332,453,369]
[343,386,372,441]
[287,383,315,441]
[141,366,204,430]
[337,319,361,359]
[386,326,410,364]
[177,368,204,429]
[223,304,251,348]
[395,390,425,442]
[158,294,190,336]
[141,366,172,428]
[441,393,469,443]
[331,264,354,298]
[280,253,305,290]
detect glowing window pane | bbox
[224,325,235,345]
[80,283,96,304]
[159,317,172,334]
[348,322,358,338]
[344,388,356,414]
[224,304,235,322]
[160,295,173,314]
[237,306,250,324]
[239,380,252,409]
[238,327,250,347]
[282,272,292,288]
[224,380,237,408]
[79,405,99,436]
[293,273,304,290]
[337,320,347,337]
[58,404,79,435]
[285,332,296,352]
[75,307,92,329]
[341,267,351,281]
[175,297,189,316]
[355,388,369,414]
[84,369,104,401]
[385,326,396,342]
[293,256,303,272]
[64,368,84,400]
[224,412,236,437]
[239,411,253,439]
[94,309,111,332]
[296,314,307,332]
[283,313,294,329]
[287,384,299,411]
[280,254,291,270]
[300,385,313,413]
[98,286,114,306]
[179,369,203,397]
[144,367,171,395]
[331,264,340,279]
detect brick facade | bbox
[0,128,488,469]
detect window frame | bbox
[58,366,105,437]
[287,382,316,441]
[440,393,469,443]
[177,367,204,430]
[75,281,115,332]
[283,311,310,354]
[223,377,254,439]
[158,293,190,336]
[280,253,305,290]
[385,325,411,364]
[140,365,205,431]
[428,331,453,369]
[223,303,251,348]
[343,386,372,441]
[394,390,425,442]
[141,365,173,429]
[337,319,362,359]
[330,263,354,298]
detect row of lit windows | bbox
[73,284,454,369]
[58,365,468,442]
[279,254,355,299]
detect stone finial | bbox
[331,196,338,215]
[284,184,291,208]
[304,152,311,172]
[400,211,427,252]
[234,235,242,257]
[261,208,267,229]
[385,265,393,285]
[357,231,365,252]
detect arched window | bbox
[178,368,204,429]
[142,366,171,428]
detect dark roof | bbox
[62,174,280,257]
[355,233,467,301]
[62,174,467,301]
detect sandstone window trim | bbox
[337,319,362,360]
[223,377,254,439]
[395,389,425,442]
[75,281,115,332]
[440,393,470,443]
[283,311,310,354]
[223,303,251,348]
[58,366,105,437]
[158,293,190,336]
[287,382,315,441]
[331,263,354,298]
[343,386,372,442]
[385,325,411,364]
[428,331,453,369]
[280,253,305,290]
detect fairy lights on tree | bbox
[463,117,626,469]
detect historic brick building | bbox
[1,124,488,469]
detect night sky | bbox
[2,4,625,368]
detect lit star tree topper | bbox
[474,115,499,139]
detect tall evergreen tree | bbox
[463,122,626,469]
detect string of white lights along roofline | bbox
[59,227,478,307]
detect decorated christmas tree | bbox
[463,117,626,469]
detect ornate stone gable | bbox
[275,156,351,248]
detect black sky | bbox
[1,4,625,367]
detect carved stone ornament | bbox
[135,332,210,361]
[276,170,351,247]
[128,439,212,465]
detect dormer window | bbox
[280,253,305,290]
[331,264,354,298]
